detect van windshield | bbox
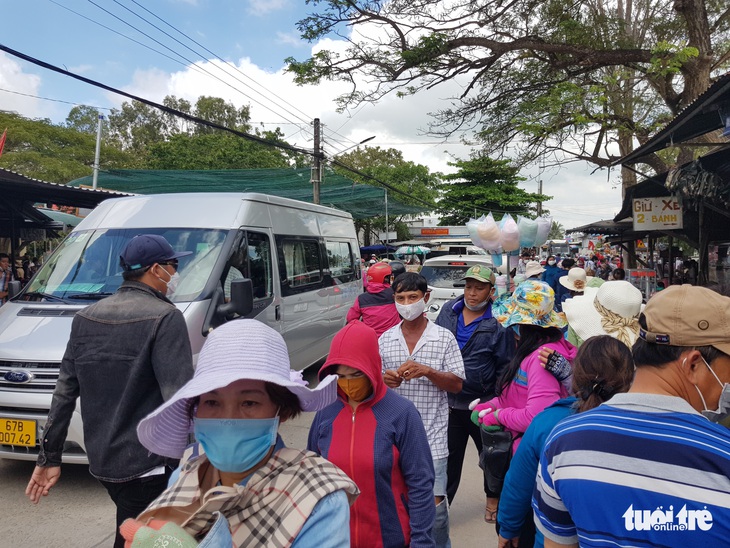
[23,228,228,303]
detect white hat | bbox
[524,260,545,278]
[137,319,337,458]
[559,267,593,292]
[563,281,643,347]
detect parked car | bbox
[420,255,494,321]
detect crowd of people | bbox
[24,238,730,548]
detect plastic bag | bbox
[466,217,485,249]
[518,216,538,248]
[500,214,520,252]
[477,213,501,250]
[534,216,553,247]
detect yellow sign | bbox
[0,418,36,447]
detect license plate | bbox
[0,418,37,447]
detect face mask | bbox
[396,298,427,321]
[548,260,556,266]
[193,416,279,473]
[338,376,372,402]
[692,357,730,423]
[464,299,489,311]
[156,267,180,297]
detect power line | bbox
[0,87,112,110]
[0,43,313,157]
[123,0,316,127]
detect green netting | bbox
[69,168,427,219]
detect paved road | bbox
[0,367,500,548]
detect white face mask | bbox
[692,356,730,422]
[156,267,180,297]
[464,299,489,312]
[396,298,427,321]
[548,260,556,266]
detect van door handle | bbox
[275,304,280,321]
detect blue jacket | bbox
[541,264,562,294]
[497,397,577,547]
[435,297,514,409]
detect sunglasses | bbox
[158,260,179,271]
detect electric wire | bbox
[124,0,315,126]
[0,87,112,110]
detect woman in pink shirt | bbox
[470,281,577,522]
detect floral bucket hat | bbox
[496,280,566,329]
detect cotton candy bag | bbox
[518,216,538,248]
[477,213,501,251]
[500,214,520,252]
[534,216,552,247]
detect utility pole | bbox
[384,189,388,245]
[92,114,104,190]
[311,118,321,204]
[536,177,543,217]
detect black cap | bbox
[119,234,192,271]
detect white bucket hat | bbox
[137,319,337,458]
[559,267,593,292]
[524,260,545,278]
[563,281,643,347]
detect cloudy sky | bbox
[1,0,624,230]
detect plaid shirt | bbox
[0,267,12,304]
[140,445,359,547]
[379,321,465,459]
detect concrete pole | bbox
[92,114,103,190]
[311,118,321,204]
[384,189,388,245]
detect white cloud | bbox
[276,32,305,48]
[0,52,43,118]
[246,0,290,17]
[68,64,93,75]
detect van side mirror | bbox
[217,278,253,319]
[7,280,21,300]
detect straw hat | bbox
[495,280,566,329]
[559,267,593,292]
[137,319,338,458]
[563,281,642,347]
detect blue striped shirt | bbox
[533,393,730,547]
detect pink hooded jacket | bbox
[483,337,577,453]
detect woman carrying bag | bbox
[469,281,577,523]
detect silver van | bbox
[0,192,361,463]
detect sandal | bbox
[485,506,498,523]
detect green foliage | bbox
[548,221,565,240]
[146,132,297,170]
[0,111,139,183]
[333,146,440,244]
[438,156,550,226]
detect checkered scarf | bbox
[142,446,359,547]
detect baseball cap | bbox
[639,285,730,355]
[462,264,495,284]
[119,234,193,271]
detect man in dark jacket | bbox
[435,265,514,522]
[26,234,194,548]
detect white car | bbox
[421,255,494,321]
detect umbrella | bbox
[394,245,430,256]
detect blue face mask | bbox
[193,416,279,473]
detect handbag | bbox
[478,428,518,494]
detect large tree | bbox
[0,111,137,182]
[287,0,730,191]
[438,156,549,225]
[333,146,440,244]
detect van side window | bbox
[224,231,273,301]
[277,238,323,295]
[326,241,356,283]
